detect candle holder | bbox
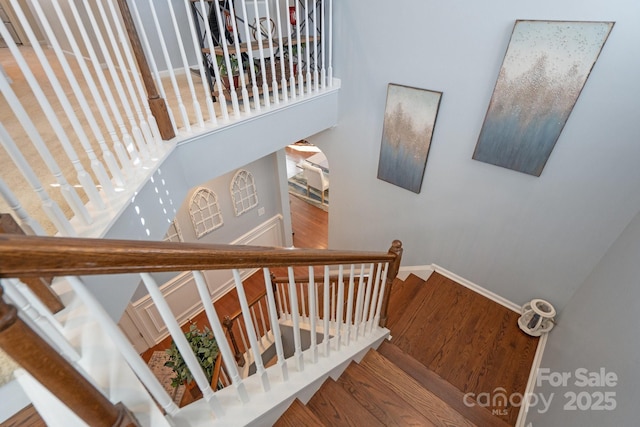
[518,298,556,336]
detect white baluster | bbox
[192,271,248,403]
[239,0,261,109]
[184,0,217,126]
[250,306,260,340]
[335,265,344,350]
[165,0,205,129]
[0,22,104,213]
[304,0,311,94]
[146,0,191,132]
[209,0,241,117]
[320,0,326,88]
[287,266,304,371]
[345,264,355,345]
[330,279,336,323]
[227,0,251,112]
[328,0,333,85]
[105,0,160,156]
[236,320,249,358]
[367,263,384,334]
[374,263,390,327]
[353,264,366,338]
[322,265,330,357]
[139,273,222,414]
[294,2,304,96]
[130,0,178,137]
[263,0,280,103]
[273,0,288,101]
[308,266,318,363]
[232,269,269,391]
[66,276,180,417]
[263,268,288,381]
[361,263,375,326]
[72,0,141,170]
[279,281,289,318]
[0,178,45,236]
[94,0,150,161]
[285,0,296,99]
[0,124,77,236]
[10,0,116,198]
[3,279,79,361]
[312,0,319,91]
[250,0,271,107]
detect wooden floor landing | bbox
[388,272,539,426]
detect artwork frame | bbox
[377,83,442,194]
[473,20,614,177]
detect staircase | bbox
[276,272,538,426]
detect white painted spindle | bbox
[294,2,304,96]
[11,0,116,198]
[304,0,312,94]
[263,0,280,103]
[257,301,268,339]
[139,273,222,414]
[286,0,297,99]
[105,0,161,155]
[287,266,304,371]
[192,270,248,403]
[312,0,319,91]
[146,0,191,132]
[308,266,318,363]
[361,263,375,326]
[130,0,178,135]
[335,264,344,350]
[239,0,261,109]
[227,0,251,113]
[262,268,288,381]
[66,276,180,417]
[184,0,217,125]
[232,269,269,391]
[210,0,241,117]
[374,263,390,326]
[299,280,307,318]
[274,0,289,101]
[250,0,271,107]
[367,263,384,333]
[354,264,367,338]
[322,265,330,357]
[345,264,355,345]
[320,0,326,88]
[0,123,77,236]
[166,0,205,129]
[328,0,333,85]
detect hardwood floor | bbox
[388,272,539,426]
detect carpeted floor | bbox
[147,351,186,406]
[288,172,329,212]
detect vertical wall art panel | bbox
[473,20,614,176]
[377,84,442,193]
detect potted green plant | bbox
[164,323,219,389]
[216,53,241,89]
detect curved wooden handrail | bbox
[0,235,396,278]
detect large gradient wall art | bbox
[377,84,442,193]
[473,20,614,176]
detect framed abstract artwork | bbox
[473,20,614,176]
[377,84,442,193]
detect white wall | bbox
[317,0,640,311]
[527,209,640,426]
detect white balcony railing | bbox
[0,0,334,238]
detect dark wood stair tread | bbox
[378,340,512,427]
[273,398,325,427]
[306,379,385,427]
[359,349,476,427]
[338,361,438,426]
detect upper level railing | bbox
[0,0,334,238]
[0,234,401,425]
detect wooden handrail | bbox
[0,287,140,426]
[0,235,395,278]
[0,214,63,313]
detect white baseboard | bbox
[431,264,521,313]
[126,215,284,346]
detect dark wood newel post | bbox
[223,316,245,367]
[379,240,403,328]
[0,287,140,426]
[116,0,175,140]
